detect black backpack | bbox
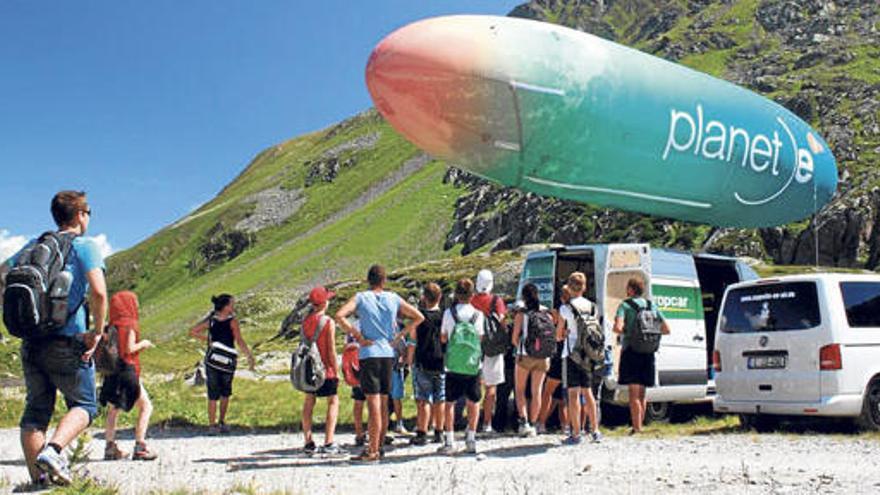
[568,300,605,371]
[482,296,510,357]
[95,325,123,375]
[414,308,444,372]
[3,232,80,340]
[624,299,662,354]
[522,309,557,359]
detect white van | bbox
[713,274,880,430]
[517,243,758,421]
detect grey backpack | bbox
[568,301,604,371]
[624,299,662,354]
[290,315,330,393]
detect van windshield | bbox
[720,282,820,333]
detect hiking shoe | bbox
[519,422,536,438]
[303,441,317,455]
[465,439,477,454]
[436,443,457,455]
[351,451,380,463]
[535,422,547,435]
[590,431,603,444]
[432,430,442,443]
[218,422,230,434]
[133,442,158,461]
[321,443,346,457]
[35,446,72,486]
[516,418,528,436]
[104,441,128,461]
[410,433,428,446]
[354,434,366,447]
[562,435,584,446]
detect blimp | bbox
[365,15,838,228]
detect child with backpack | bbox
[408,283,446,446]
[556,272,603,444]
[389,325,413,436]
[613,277,670,434]
[297,286,344,456]
[99,291,158,461]
[511,283,554,437]
[438,279,485,454]
[342,322,367,447]
[470,270,508,435]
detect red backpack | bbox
[341,343,361,387]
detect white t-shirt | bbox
[559,296,595,359]
[516,304,550,356]
[441,303,486,339]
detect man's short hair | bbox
[367,265,386,287]
[568,272,587,293]
[454,278,474,303]
[627,277,645,297]
[51,191,88,228]
[423,282,442,305]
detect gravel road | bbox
[0,428,878,494]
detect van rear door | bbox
[518,251,557,308]
[602,244,651,379]
[717,280,822,403]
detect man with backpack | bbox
[439,279,484,454]
[0,191,107,487]
[470,269,507,435]
[298,286,343,456]
[335,265,424,462]
[408,283,445,446]
[613,277,670,434]
[556,272,603,445]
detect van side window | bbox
[840,282,880,328]
[720,282,820,333]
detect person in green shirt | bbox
[613,277,670,434]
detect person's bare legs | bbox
[379,395,389,447]
[537,379,560,426]
[325,395,339,445]
[105,406,120,443]
[353,400,365,439]
[21,429,46,482]
[583,388,598,434]
[219,397,230,425]
[444,402,455,432]
[416,400,429,432]
[392,399,403,425]
[528,370,545,424]
[482,384,497,429]
[628,384,645,432]
[365,394,383,455]
[134,387,153,444]
[466,400,480,432]
[514,365,530,420]
[639,389,648,426]
[432,402,445,432]
[302,394,316,444]
[207,400,217,427]
[567,387,583,437]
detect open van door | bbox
[518,251,557,308]
[602,244,651,382]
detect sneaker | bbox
[516,418,528,437]
[562,435,584,446]
[432,430,442,444]
[219,422,230,435]
[523,423,537,438]
[383,436,394,446]
[535,422,547,435]
[351,450,380,463]
[480,424,494,435]
[207,425,219,436]
[303,441,317,455]
[590,431,603,444]
[321,443,346,457]
[465,439,477,454]
[562,426,572,437]
[436,443,457,455]
[104,441,128,461]
[35,446,72,486]
[394,422,409,435]
[354,434,366,447]
[133,442,158,461]
[410,433,428,446]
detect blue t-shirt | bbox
[7,235,105,336]
[355,290,402,360]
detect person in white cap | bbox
[470,269,508,434]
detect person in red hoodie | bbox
[300,286,344,457]
[100,291,157,461]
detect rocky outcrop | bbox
[235,187,305,233]
[304,132,380,187]
[190,222,256,274]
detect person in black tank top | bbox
[408,283,446,445]
[189,294,255,434]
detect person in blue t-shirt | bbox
[335,264,424,463]
[0,191,107,487]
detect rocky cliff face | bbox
[445,0,880,268]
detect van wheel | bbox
[856,378,880,431]
[644,401,671,424]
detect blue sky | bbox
[0,0,520,259]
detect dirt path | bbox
[1,428,878,494]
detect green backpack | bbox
[445,306,482,376]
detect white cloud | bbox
[89,234,114,259]
[0,230,28,264]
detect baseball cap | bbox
[309,286,335,306]
[476,269,494,294]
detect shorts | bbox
[618,349,656,387]
[359,357,393,395]
[547,357,563,381]
[516,355,550,373]
[391,368,405,400]
[351,386,366,402]
[413,366,445,403]
[99,364,142,412]
[481,354,505,387]
[445,372,482,403]
[206,366,234,400]
[563,357,592,389]
[20,337,99,430]
[311,378,338,398]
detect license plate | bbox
[748,355,786,369]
